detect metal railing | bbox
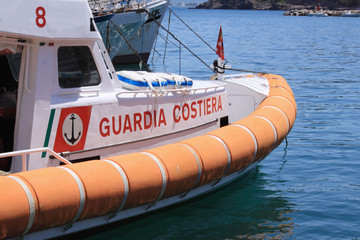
[116,84,225,97]
[0,147,71,172]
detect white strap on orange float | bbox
[8,175,36,238]
[267,95,297,122]
[206,135,232,177]
[252,116,278,150]
[58,167,86,230]
[102,159,129,219]
[232,125,258,163]
[269,95,297,112]
[179,143,202,190]
[141,152,167,207]
[261,105,290,133]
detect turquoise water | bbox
[86,9,360,239]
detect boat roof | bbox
[0,0,101,40]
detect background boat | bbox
[90,0,169,64]
[341,10,360,17]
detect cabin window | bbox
[58,46,100,88]
[0,51,21,172]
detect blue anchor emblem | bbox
[64,113,82,145]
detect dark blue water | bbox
[88,9,360,239]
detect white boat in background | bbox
[341,10,360,17]
[89,0,169,65]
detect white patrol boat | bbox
[0,0,296,239]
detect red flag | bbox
[215,26,224,61]
[317,0,320,11]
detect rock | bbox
[283,9,360,17]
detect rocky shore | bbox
[283,9,360,17]
[195,0,360,11]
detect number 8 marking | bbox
[36,7,46,28]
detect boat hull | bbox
[0,74,297,240]
[96,0,169,64]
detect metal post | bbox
[22,153,26,172]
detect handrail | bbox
[0,147,71,172]
[116,84,225,97]
[224,73,256,79]
[59,88,101,95]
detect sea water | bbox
[85,9,360,239]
